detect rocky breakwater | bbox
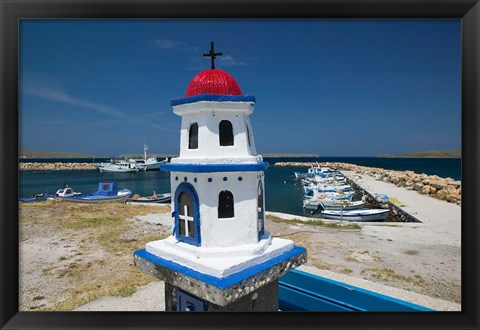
[275,161,461,205]
[19,162,96,171]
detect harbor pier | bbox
[343,173,422,223]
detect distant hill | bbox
[19,149,178,159]
[117,153,319,159]
[262,153,319,158]
[117,153,177,159]
[378,149,461,158]
[19,149,97,159]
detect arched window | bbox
[257,181,265,238]
[218,190,234,218]
[246,124,251,147]
[188,122,198,149]
[174,183,200,245]
[219,120,234,146]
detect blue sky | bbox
[19,19,461,157]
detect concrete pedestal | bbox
[165,280,279,311]
[134,246,306,311]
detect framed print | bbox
[1,0,478,329]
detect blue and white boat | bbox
[303,188,355,211]
[320,209,390,222]
[19,192,50,203]
[57,182,132,203]
[319,200,366,211]
[306,184,353,193]
[127,192,172,204]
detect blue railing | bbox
[279,269,434,312]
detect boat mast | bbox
[144,143,148,161]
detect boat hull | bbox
[99,167,139,173]
[58,189,132,203]
[19,192,50,203]
[320,209,389,222]
[320,201,365,211]
[58,195,130,203]
[127,193,172,204]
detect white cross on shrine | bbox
[179,205,194,237]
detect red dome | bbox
[185,69,242,97]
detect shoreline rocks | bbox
[275,162,461,205]
[19,162,96,171]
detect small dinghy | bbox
[127,192,171,204]
[320,208,389,222]
[19,192,50,203]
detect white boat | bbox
[98,160,140,173]
[303,189,355,211]
[320,209,390,222]
[304,187,355,201]
[305,183,353,193]
[55,185,81,197]
[319,200,366,211]
[129,144,168,171]
[302,176,346,186]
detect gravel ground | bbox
[19,184,461,311]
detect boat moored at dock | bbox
[19,192,50,203]
[320,208,390,222]
[57,181,132,203]
[98,160,141,173]
[127,192,171,204]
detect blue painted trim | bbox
[279,269,434,312]
[134,246,306,289]
[177,289,207,311]
[171,94,256,106]
[161,162,269,173]
[174,182,201,246]
[279,285,355,311]
[257,181,265,240]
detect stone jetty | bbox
[19,162,96,171]
[275,162,461,205]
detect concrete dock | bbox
[342,170,461,247]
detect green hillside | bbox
[20,149,97,158]
[379,149,461,158]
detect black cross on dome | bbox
[203,41,222,69]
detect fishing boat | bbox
[98,160,141,173]
[320,208,390,222]
[55,185,81,197]
[303,190,355,211]
[128,144,168,171]
[127,192,172,204]
[58,182,131,203]
[305,183,353,193]
[319,200,365,211]
[19,192,50,203]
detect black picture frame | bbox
[1,1,478,329]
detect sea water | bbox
[19,157,461,216]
